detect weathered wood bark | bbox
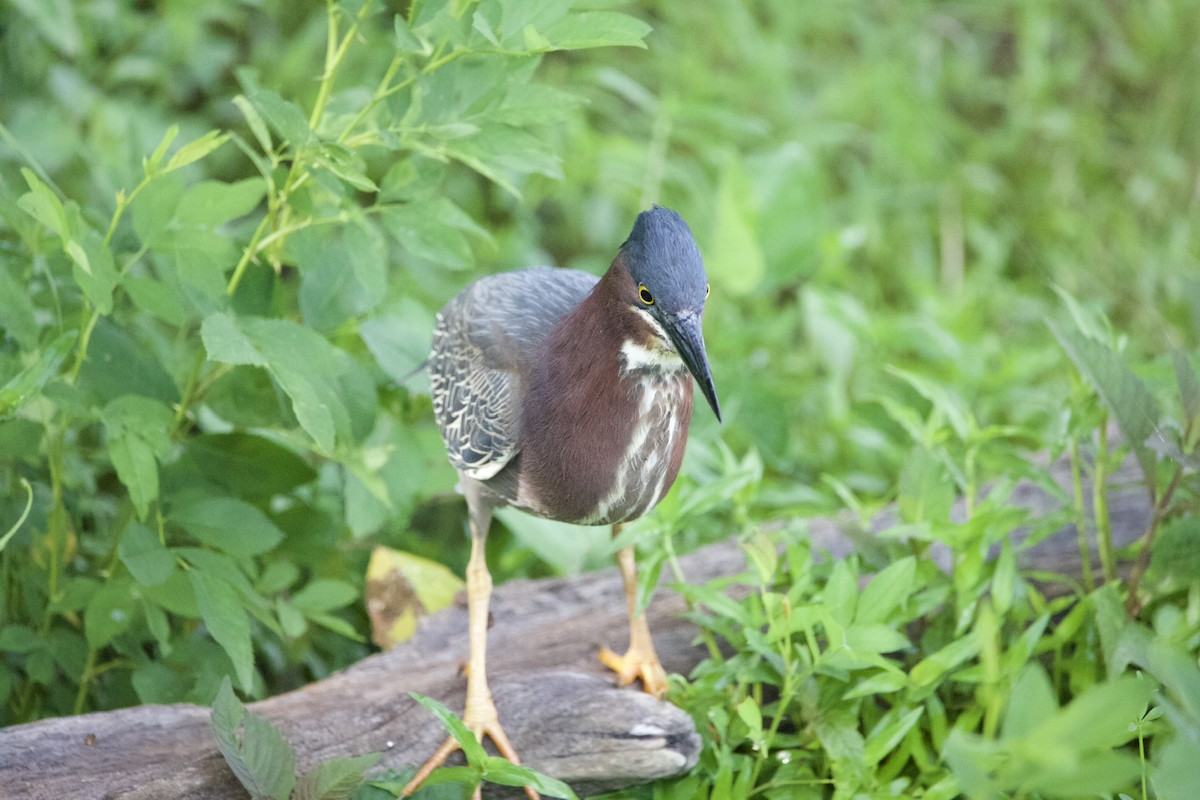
[0,453,1151,799]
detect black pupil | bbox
[640,287,653,303]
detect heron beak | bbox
[665,311,722,422]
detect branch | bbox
[0,451,1150,798]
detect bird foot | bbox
[400,702,538,800]
[598,644,669,699]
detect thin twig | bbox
[1124,461,1184,615]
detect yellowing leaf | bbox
[365,546,464,649]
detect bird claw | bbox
[400,715,538,800]
[598,644,669,699]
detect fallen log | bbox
[0,452,1151,799]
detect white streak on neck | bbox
[620,307,685,375]
[620,338,684,374]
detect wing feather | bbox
[429,267,597,480]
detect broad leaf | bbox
[191,570,255,692]
[1050,321,1160,484]
[118,522,175,586]
[236,69,312,148]
[0,331,75,418]
[172,496,285,557]
[210,677,297,800]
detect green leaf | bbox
[0,624,41,653]
[864,706,923,767]
[0,259,39,348]
[144,125,179,175]
[1147,641,1200,725]
[103,395,174,454]
[1028,674,1155,753]
[143,598,172,651]
[176,179,265,227]
[1002,663,1057,740]
[7,0,81,56]
[17,168,68,236]
[480,756,579,799]
[201,312,268,366]
[294,753,382,800]
[0,330,76,418]
[1172,349,1200,431]
[1049,320,1160,484]
[841,669,908,699]
[202,313,351,453]
[203,366,288,429]
[442,124,561,197]
[131,172,184,245]
[118,522,176,586]
[991,537,1016,614]
[294,221,386,331]
[165,129,231,172]
[59,210,119,314]
[186,433,317,499]
[823,559,857,627]
[210,677,297,800]
[898,445,956,523]
[233,95,274,154]
[124,275,193,326]
[191,570,255,692]
[359,303,435,383]
[103,393,175,520]
[735,696,763,740]
[410,693,488,766]
[910,635,979,687]
[172,496,285,557]
[887,366,973,442]
[393,13,428,54]
[236,69,312,148]
[538,11,650,50]
[1019,751,1142,796]
[379,198,485,269]
[844,624,911,655]
[855,556,916,624]
[314,143,378,192]
[290,579,358,614]
[84,577,137,648]
[1155,737,1200,800]
[103,395,175,519]
[811,708,866,779]
[79,317,181,405]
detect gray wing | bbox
[429,267,598,480]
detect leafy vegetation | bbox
[1,1,1198,799]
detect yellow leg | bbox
[402,489,538,800]
[598,529,669,698]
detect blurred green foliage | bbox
[1,0,1199,798]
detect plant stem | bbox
[1093,420,1115,584]
[229,0,376,295]
[310,0,377,130]
[1125,461,1184,615]
[1070,437,1095,592]
[66,306,101,383]
[663,533,722,660]
[73,650,97,715]
[226,212,273,295]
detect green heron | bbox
[402,205,721,798]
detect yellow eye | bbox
[638,283,655,305]
[705,283,711,298]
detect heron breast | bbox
[583,374,690,525]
